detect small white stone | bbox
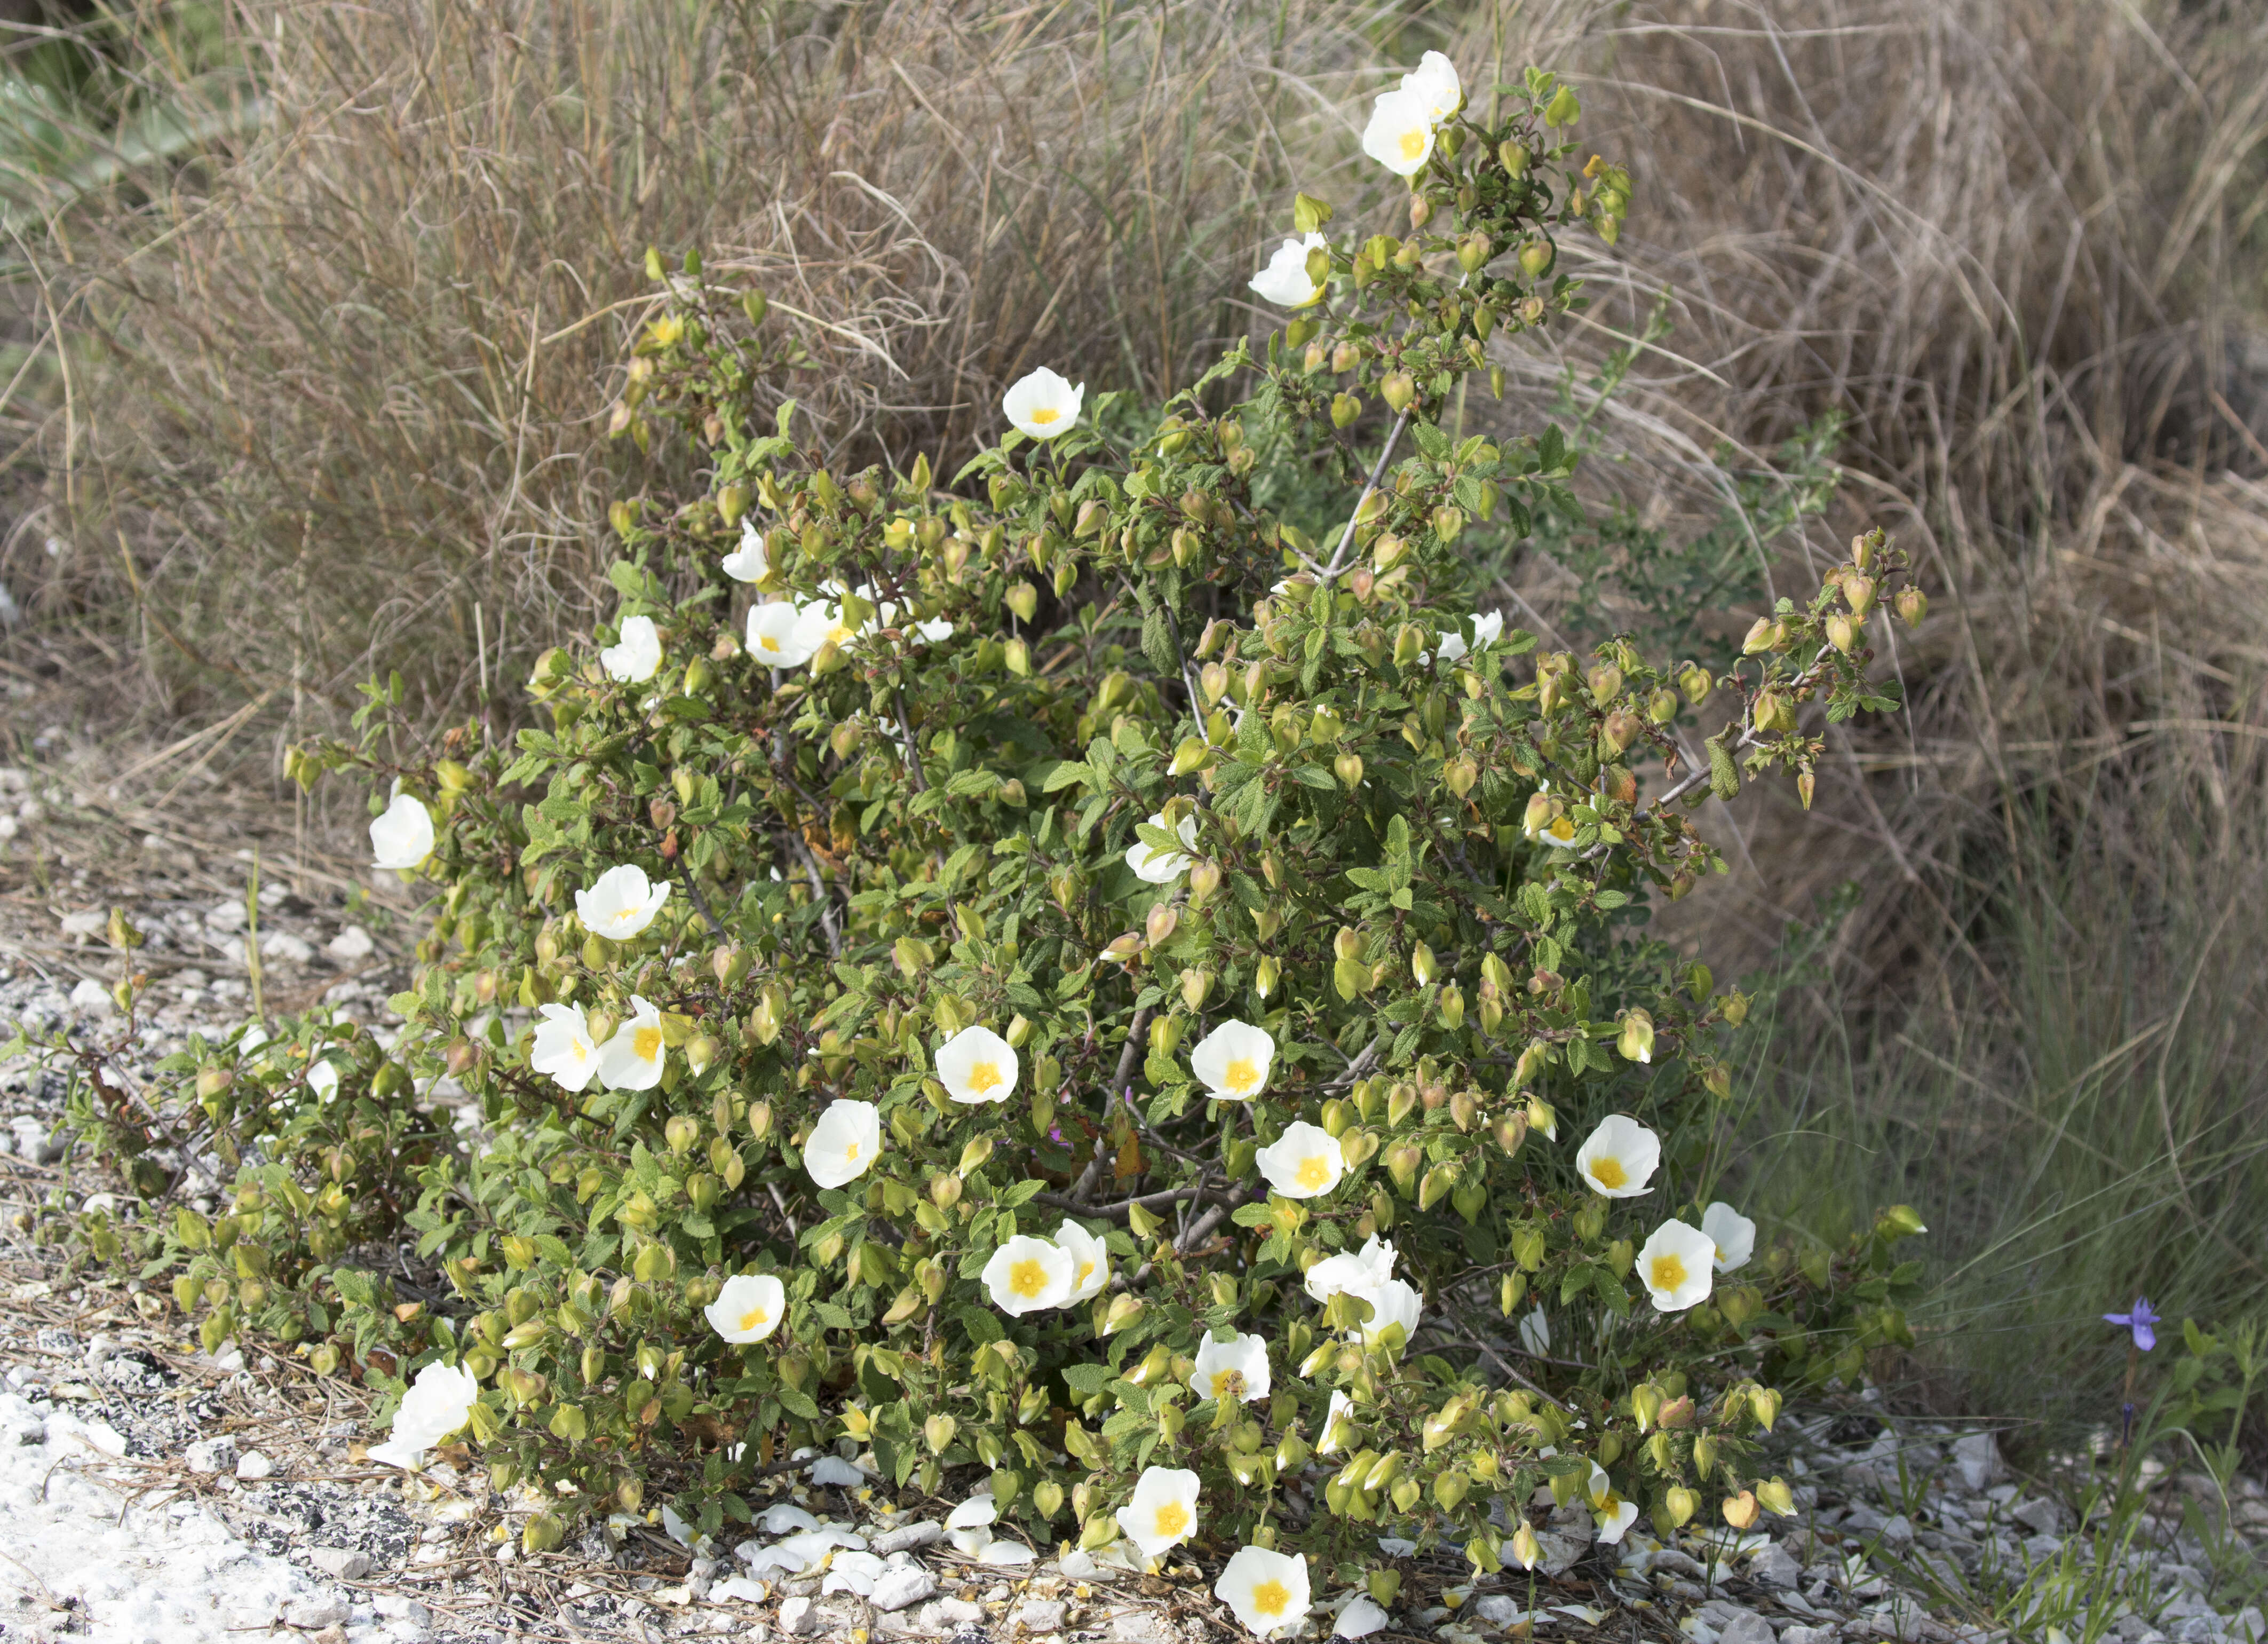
[234,1449,274,1481]
[778,1595,822,1637]
[327,926,376,961]
[308,1546,370,1579]
[259,930,314,964]
[68,977,115,1017]
[870,1565,937,1613]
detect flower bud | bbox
[1103,1294,1145,1335]
[1897,586,1928,626]
[1331,392,1362,428]
[1334,752,1365,789]
[1757,1476,1796,1516]
[1601,708,1640,756]
[1664,1485,1699,1527]
[1179,967,1212,1012]
[1826,613,1858,654]
[1518,240,1553,278]
[1379,372,1416,414]
[1169,737,1211,776]
[1587,663,1623,703]
[1146,903,1178,946]
[1741,616,1777,655]
[1617,1009,1655,1064]
[1723,1490,1759,1529]
[1444,753,1477,797]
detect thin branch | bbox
[1320,411,1410,581]
[677,860,728,942]
[895,687,926,793]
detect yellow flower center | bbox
[569,1040,587,1064]
[1215,1369,1246,1401]
[1649,1253,1688,1293]
[1548,816,1577,841]
[1075,1259,1096,1287]
[1010,1258,1051,1299]
[1224,1056,1260,1094]
[845,1141,861,1163]
[1029,406,1060,425]
[1295,1154,1332,1191]
[1153,1501,1190,1539]
[739,1306,769,1332]
[759,633,782,653]
[633,1025,663,1062]
[965,1060,1003,1096]
[1398,128,1426,162]
[1251,1578,1291,1617]
[1590,1156,1627,1190]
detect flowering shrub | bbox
[54,54,1932,1614]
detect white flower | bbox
[1522,780,1580,849]
[307,1060,340,1102]
[1250,232,1328,309]
[1362,86,1437,177]
[1637,1219,1717,1313]
[807,1455,866,1487]
[1304,1234,1397,1304]
[530,1002,601,1093]
[369,793,435,871]
[746,600,818,667]
[1317,1389,1355,1455]
[722,519,769,582]
[914,616,955,644]
[1125,809,1199,883]
[1117,1466,1201,1561]
[1435,609,1504,664]
[946,1494,997,1554]
[982,1235,1075,1316]
[937,1025,1019,1105]
[1701,1200,1757,1274]
[792,592,868,658]
[1055,1220,1112,1302]
[1215,1546,1310,1638]
[1337,1596,1391,1639]
[597,994,667,1092]
[1256,1121,1345,1199]
[576,863,671,942]
[600,613,663,683]
[1517,1305,1551,1356]
[1003,367,1084,440]
[805,1099,882,1190]
[1191,1331,1271,1404]
[1401,51,1462,124]
[704,1274,786,1344]
[367,1360,479,1471]
[1587,1461,1641,1544]
[1188,1018,1274,1101]
[1575,1113,1661,1198]
[1361,1277,1423,1348]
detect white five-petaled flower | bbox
[1362,85,1437,177]
[307,1060,340,1102]
[1255,1121,1345,1199]
[1360,1277,1423,1348]
[1317,1388,1355,1455]
[597,994,667,1092]
[937,1025,1019,1105]
[1117,1466,1202,1561]
[1002,367,1084,440]
[746,600,818,668]
[1191,1331,1271,1404]
[1303,1234,1398,1305]
[1587,1461,1641,1544]
[1701,1201,1756,1273]
[529,1002,601,1093]
[1188,1018,1274,1101]
[804,1098,882,1190]
[1517,1304,1551,1356]
[1637,1219,1718,1313]
[704,1273,787,1344]
[1576,1114,1661,1198]
[1250,232,1329,309]
[367,1359,480,1471]
[1054,1220,1112,1301]
[369,793,435,871]
[1401,51,1462,124]
[982,1235,1075,1316]
[1436,609,1505,664]
[1215,1546,1310,1638]
[576,863,672,942]
[721,519,768,583]
[600,613,663,683]
[792,586,870,658]
[1125,809,1199,884]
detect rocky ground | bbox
[0,741,2264,1644]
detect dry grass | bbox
[10,0,2268,1428]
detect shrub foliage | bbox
[50,64,1928,1576]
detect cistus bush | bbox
[53,57,1930,1601]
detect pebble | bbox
[778,1594,822,1635]
[1715,1610,1775,1644]
[871,1564,937,1612]
[870,1518,945,1554]
[183,1435,238,1474]
[234,1448,273,1480]
[308,1546,372,1580]
[1011,1596,1068,1632]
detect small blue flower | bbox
[2104,1297,2159,1352]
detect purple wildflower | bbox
[2103,1297,2159,1352]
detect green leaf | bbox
[1063,1363,1116,1401]
[1041,761,1096,793]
